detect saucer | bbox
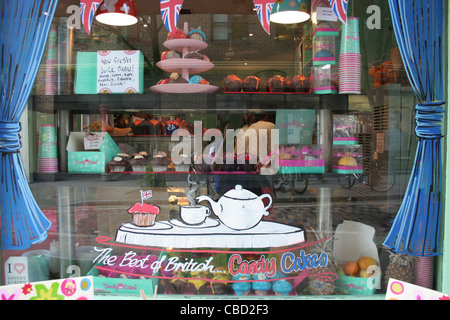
[169,218,220,228]
[120,222,173,231]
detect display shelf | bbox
[156,58,214,74]
[163,38,208,53]
[150,83,219,94]
[115,220,305,249]
[47,92,330,112]
[150,22,219,94]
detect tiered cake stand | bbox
[150,23,219,94]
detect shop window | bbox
[1,1,447,302]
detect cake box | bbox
[66,132,121,173]
[333,114,359,145]
[333,221,381,295]
[87,263,159,296]
[332,144,363,174]
[277,145,325,174]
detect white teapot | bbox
[196,185,273,230]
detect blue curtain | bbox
[383,0,445,256]
[1,0,58,249]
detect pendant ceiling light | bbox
[270,0,310,24]
[95,0,138,27]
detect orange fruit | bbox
[344,261,359,276]
[357,256,377,270]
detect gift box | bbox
[87,262,159,295]
[333,115,358,145]
[311,0,340,37]
[277,145,325,174]
[333,221,381,295]
[67,132,121,173]
[332,144,363,174]
[311,65,339,94]
[313,35,337,66]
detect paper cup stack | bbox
[38,125,58,173]
[45,27,58,95]
[339,18,361,94]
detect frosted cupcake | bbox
[188,27,206,42]
[210,267,230,295]
[170,271,187,294]
[232,274,251,296]
[252,273,272,296]
[151,152,170,172]
[130,155,148,172]
[175,154,191,172]
[271,272,293,296]
[128,203,160,227]
[109,156,128,172]
[188,271,208,295]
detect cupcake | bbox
[151,152,170,172]
[210,267,230,295]
[223,74,242,92]
[188,271,208,295]
[271,272,293,296]
[232,274,251,296]
[167,28,187,40]
[138,151,149,158]
[292,75,310,92]
[267,75,285,92]
[188,27,206,41]
[168,73,188,84]
[170,271,187,294]
[175,154,191,172]
[128,203,160,227]
[161,50,180,60]
[252,273,272,296]
[157,78,170,85]
[184,51,204,59]
[109,155,128,172]
[130,155,148,172]
[338,156,357,167]
[189,75,209,84]
[284,76,294,92]
[242,76,261,92]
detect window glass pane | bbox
[1,2,443,301]
[212,24,228,41]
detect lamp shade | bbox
[95,0,138,26]
[270,0,310,24]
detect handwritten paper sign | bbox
[97,50,143,94]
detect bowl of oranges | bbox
[335,256,381,295]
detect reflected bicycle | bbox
[273,173,309,195]
[337,158,395,192]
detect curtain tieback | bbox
[0,121,22,153]
[415,102,445,139]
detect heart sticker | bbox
[14,263,26,274]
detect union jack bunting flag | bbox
[253,0,275,35]
[141,190,153,201]
[328,0,349,24]
[160,0,184,32]
[80,0,101,35]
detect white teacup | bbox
[180,205,211,225]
